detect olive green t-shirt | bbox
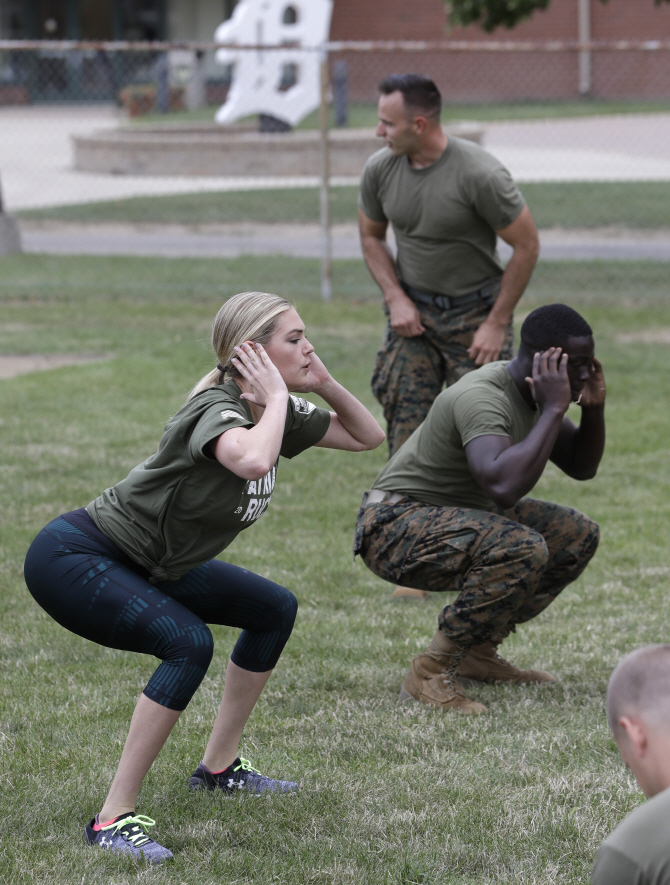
[358,136,525,298]
[591,786,670,885]
[372,362,538,511]
[87,380,330,581]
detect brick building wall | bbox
[330,0,447,41]
[329,0,670,102]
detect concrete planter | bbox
[73,124,483,177]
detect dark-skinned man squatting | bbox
[354,304,605,714]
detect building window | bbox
[119,0,164,41]
[0,0,28,38]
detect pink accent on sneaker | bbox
[92,812,127,832]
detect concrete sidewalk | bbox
[485,113,670,182]
[5,105,670,261]
[0,105,358,212]
[17,220,670,261]
[4,105,670,212]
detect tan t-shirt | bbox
[372,362,538,511]
[87,380,330,581]
[358,136,525,298]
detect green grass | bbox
[17,180,670,229]
[2,254,670,883]
[521,181,670,230]
[17,187,359,226]
[133,98,670,128]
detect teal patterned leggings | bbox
[24,511,298,711]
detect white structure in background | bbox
[213,0,333,127]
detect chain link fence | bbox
[1,39,670,306]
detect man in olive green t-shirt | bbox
[592,645,670,885]
[354,305,605,714]
[358,73,540,460]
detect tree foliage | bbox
[447,0,670,33]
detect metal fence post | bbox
[578,0,592,96]
[332,59,348,126]
[156,51,169,113]
[318,45,332,302]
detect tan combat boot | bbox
[456,640,555,686]
[399,630,487,714]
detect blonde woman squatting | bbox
[24,292,385,863]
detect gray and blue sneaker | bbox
[84,812,173,863]
[188,757,299,794]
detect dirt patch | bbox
[617,330,670,344]
[0,354,109,379]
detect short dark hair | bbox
[520,304,593,352]
[607,645,670,738]
[378,73,441,121]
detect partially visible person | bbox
[354,304,605,714]
[592,645,670,885]
[359,72,540,601]
[359,72,539,458]
[24,291,384,864]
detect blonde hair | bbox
[187,291,292,401]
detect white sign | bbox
[214,0,333,127]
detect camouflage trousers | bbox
[354,496,599,646]
[371,287,514,457]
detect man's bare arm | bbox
[468,205,540,365]
[358,208,425,338]
[465,349,570,509]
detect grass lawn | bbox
[134,98,670,129]
[17,180,670,230]
[1,254,670,883]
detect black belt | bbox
[402,279,499,312]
